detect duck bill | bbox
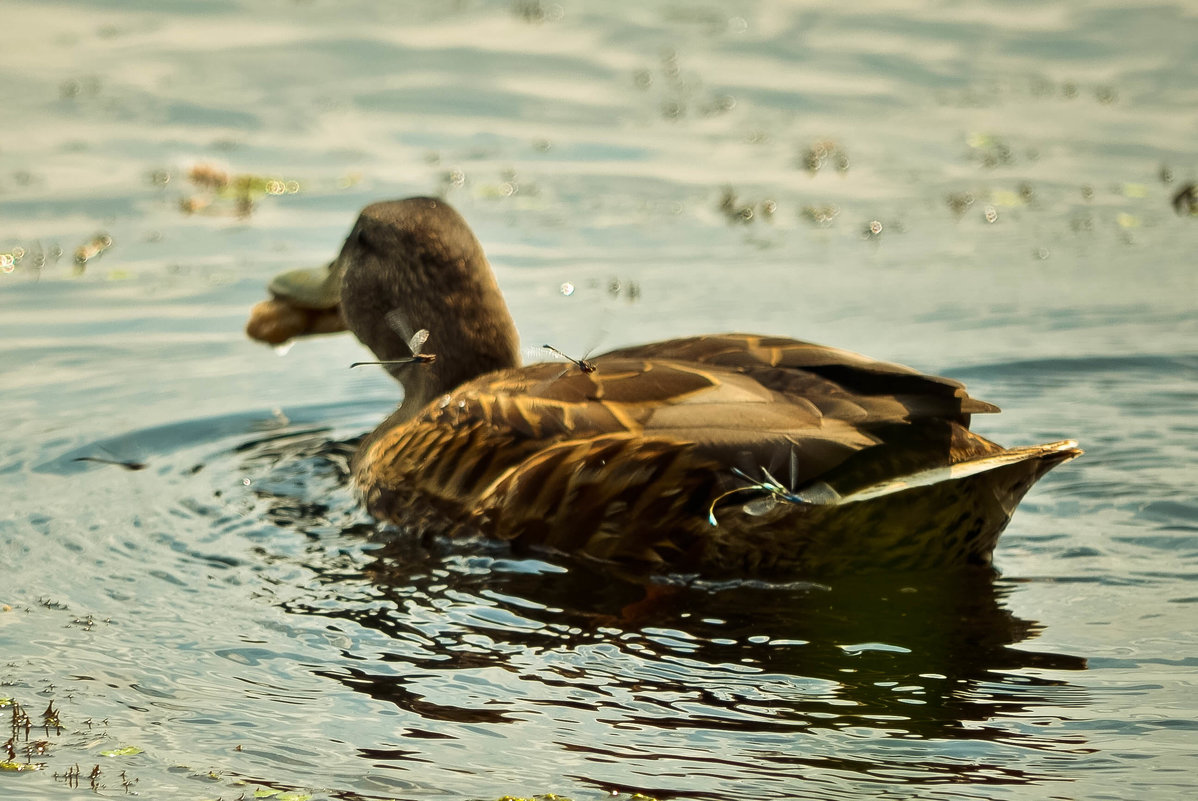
[245,262,348,345]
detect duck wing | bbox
[360,333,1000,510]
[599,333,999,423]
[592,332,1008,494]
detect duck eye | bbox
[351,223,385,256]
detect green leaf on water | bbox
[494,795,657,801]
[1,760,42,771]
[101,745,143,757]
[252,790,311,801]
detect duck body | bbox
[248,197,1080,578]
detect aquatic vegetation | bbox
[72,455,148,471]
[1173,182,1197,215]
[799,203,841,226]
[251,788,311,801]
[799,139,850,175]
[965,132,1015,168]
[174,162,302,219]
[72,232,112,272]
[100,744,143,757]
[494,795,658,801]
[2,698,49,772]
[718,187,777,224]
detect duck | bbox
[246,197,1081,577]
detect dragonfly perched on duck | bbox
[350,314,436,369]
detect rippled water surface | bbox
[2,2,1197,799]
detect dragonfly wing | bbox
[408,328,430,356]
[384,309,418,348]
[742,495,779,517]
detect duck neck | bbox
[337,199,523,421]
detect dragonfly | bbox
[351,312,437,368]
[707,447,841,526]
[542,344,596,374]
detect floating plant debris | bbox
[175,162,301,218]
[73,233,112,272]
[1172,182,1196,215]
[72,456,147,471]
[800,139,850,174]
[100,745,143,757]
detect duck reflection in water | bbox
[362,536,1089,739]
[235,419,1090,792]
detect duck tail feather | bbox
[822,439,1082,506]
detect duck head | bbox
[248,197,522,418]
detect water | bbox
[2,1,1196,799]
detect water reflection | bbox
[239,428,1090,795]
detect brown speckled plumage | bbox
[248,197,1081,577]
